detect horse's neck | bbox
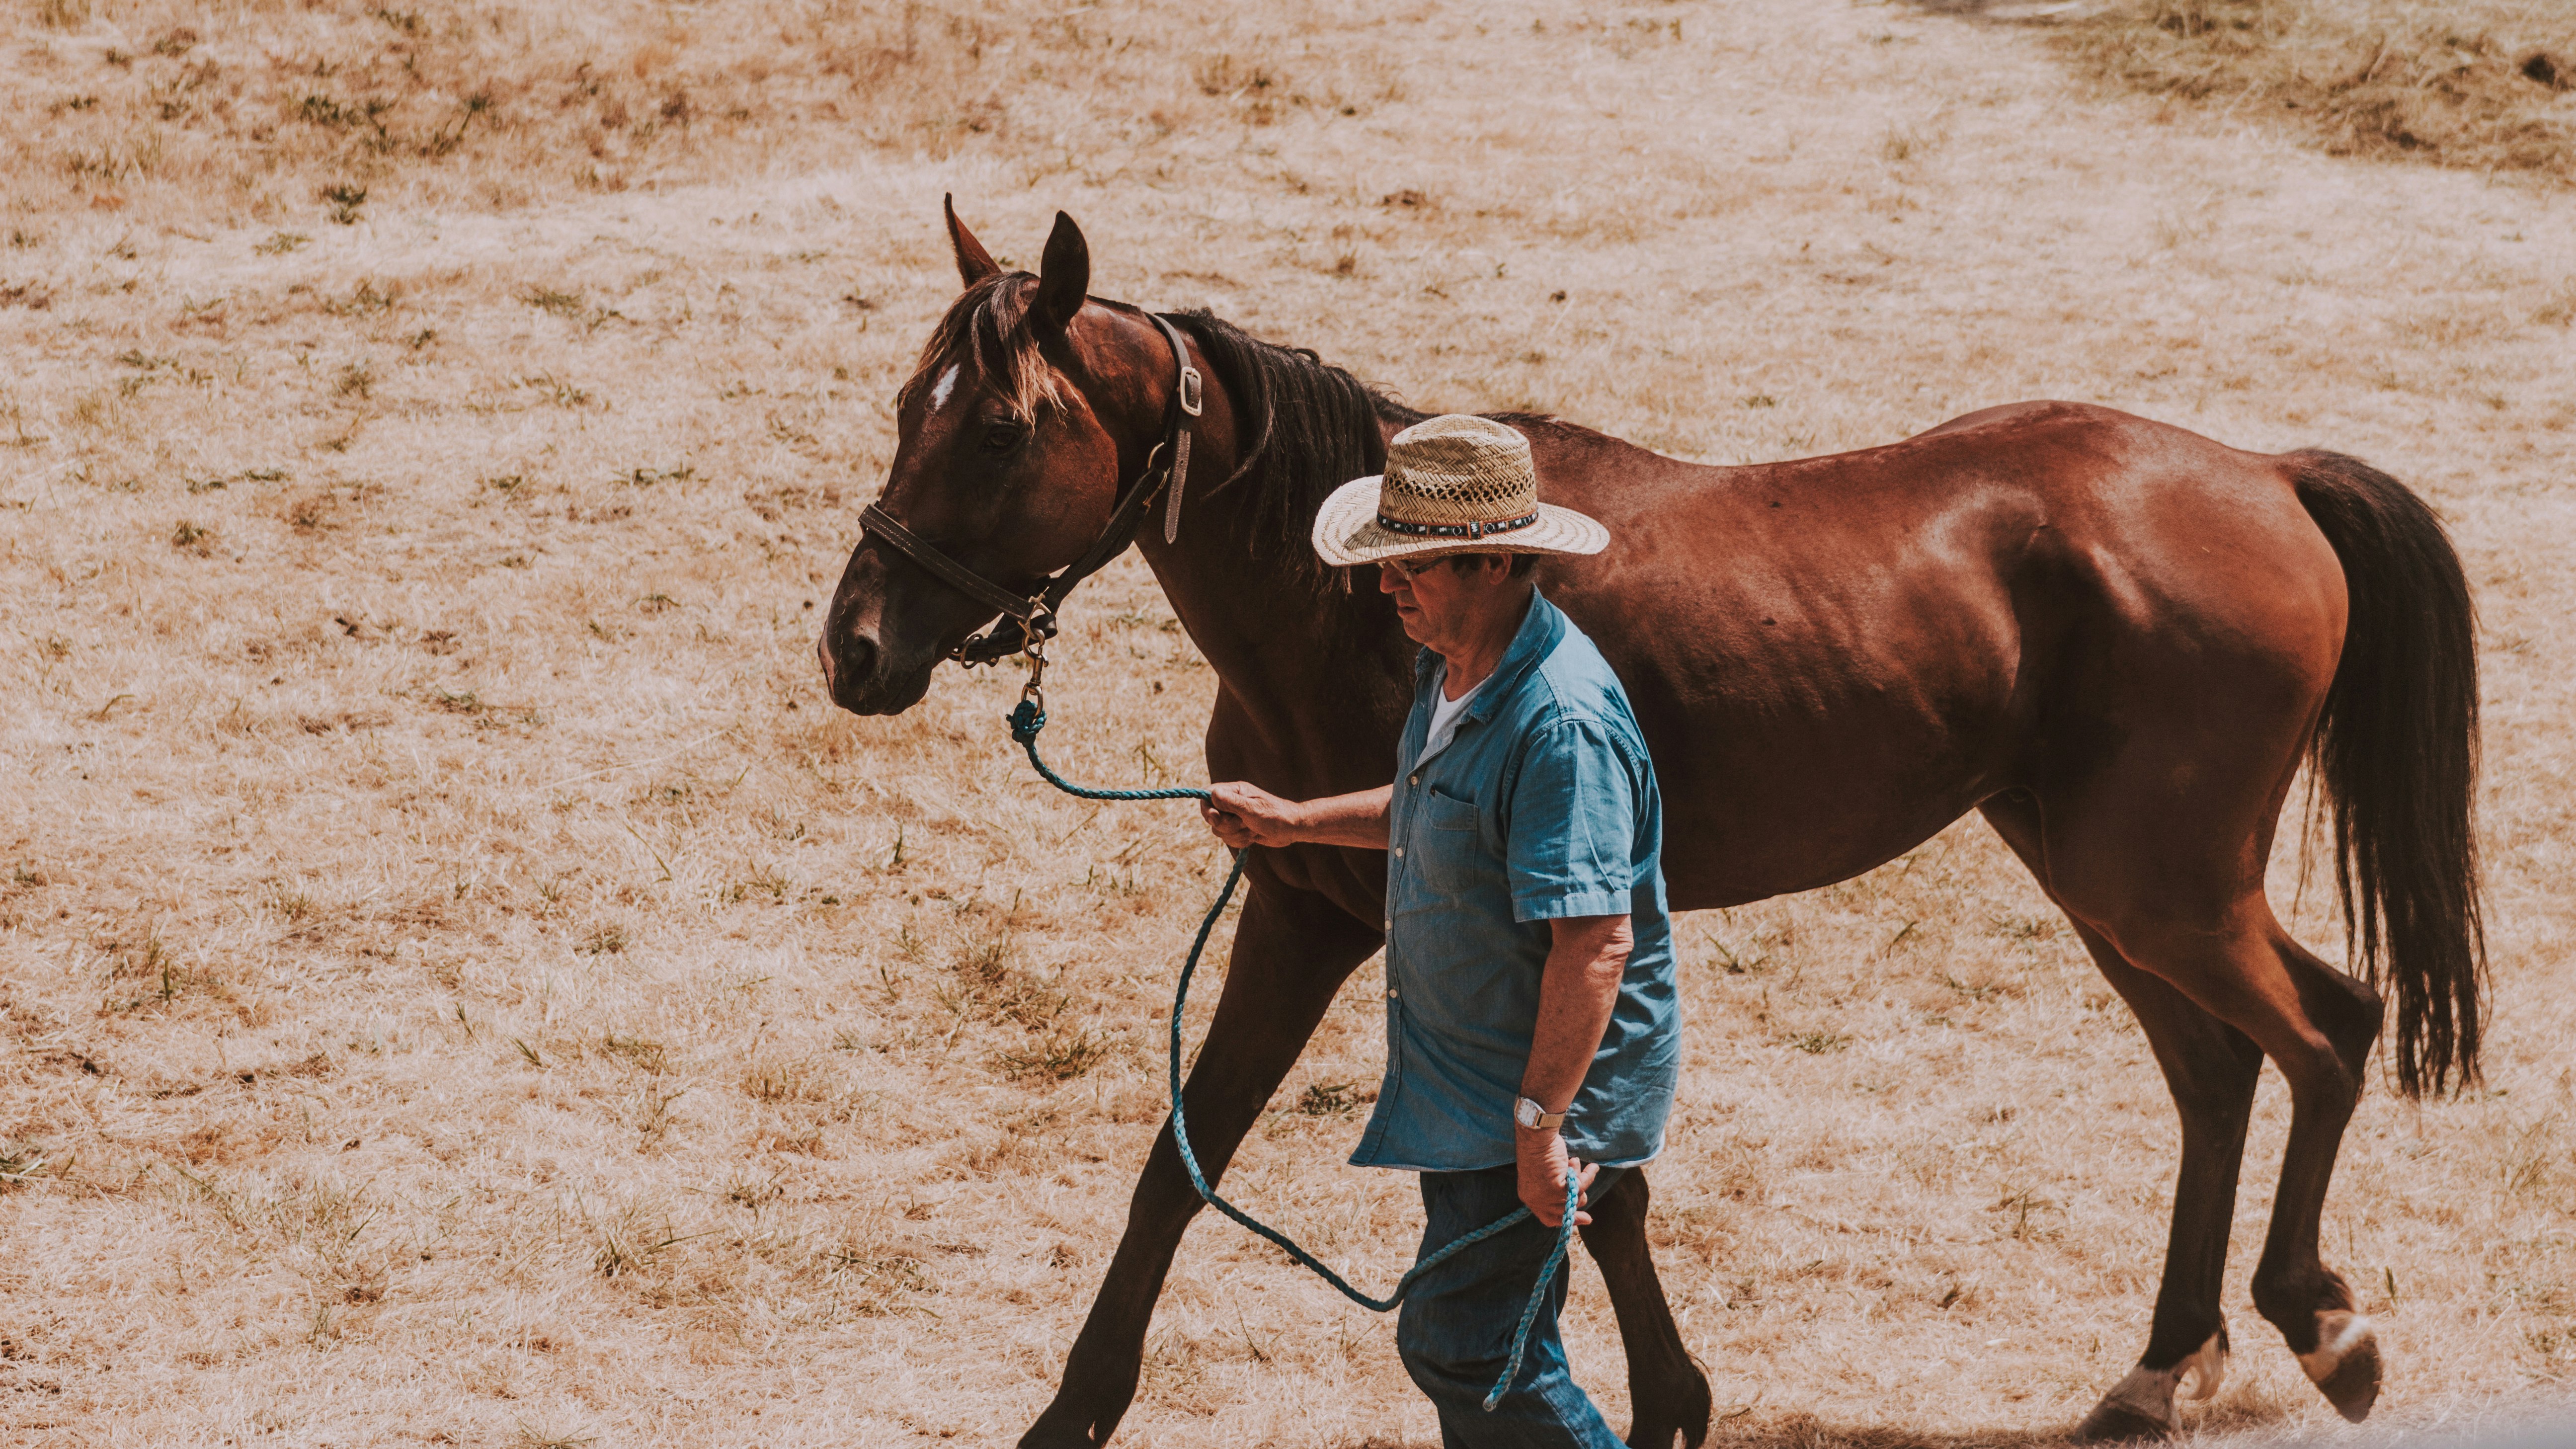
[1137,491,1415,790]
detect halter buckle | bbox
[1178,366,1203,418]
[1018,617,1051,716]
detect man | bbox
[1202,413,1679,1448]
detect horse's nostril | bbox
[832,635,879,697]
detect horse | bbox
[818,202,2484,1447]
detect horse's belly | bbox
[1653,688,2017,910]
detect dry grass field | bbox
[2056,0,2576,181]
[3,0,2575,1445]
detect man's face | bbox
[1378,554,1515,649]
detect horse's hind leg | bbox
[2096,908,2384,1426]
[1580,1168,1713,1449]
[1984,796,2261,1441]
[2074,937,2271,1439]
[1019,880,1380,1449]
[2001,741,2387,1431]
[2247,930,2384,1422]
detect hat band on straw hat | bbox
[1372,509,1540,541]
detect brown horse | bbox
[819,205,2483,1447]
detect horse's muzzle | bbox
[818,627,937,717]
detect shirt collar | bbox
[1411,588,1564,723]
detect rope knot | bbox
[1007,700,1048,745]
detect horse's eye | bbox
[979,420,1026,455]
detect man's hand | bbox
[1201,783,1394,851]
[1201,781,1308,849]
[1517,1128,1599,1228]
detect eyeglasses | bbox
[1381,555,1462,579]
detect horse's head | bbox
[819,200,1175,715]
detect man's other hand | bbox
[1516,1129,1599,1228]
[1202,781,1306,849]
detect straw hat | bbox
[1311,414,1609,567]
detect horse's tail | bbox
[2287,450,2485,1098]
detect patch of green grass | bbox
[522,285,585,317]
[997,1027,1112,1082]
[0,1139,53,1188]
[322,183,368,224]
[1295,1080,1367,1116]
[602,1034,668,1072]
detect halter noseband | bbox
[858,311,1202,668]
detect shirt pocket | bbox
[1411,787,1486,896]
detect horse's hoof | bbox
[2076,1401,2173,1442]
[1625,1409,1709,1448]
[2076,1366,2180,1442]
[2297,1311,2381,1423]
[1016,1407,1111,1449]
[1626,1356,1714,1449]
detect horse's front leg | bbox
[1580,1168,1712,1449]
[1020,877,1381,1449]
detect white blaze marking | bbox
[929,364,960,412]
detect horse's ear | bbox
[1028,211,1090,338]
[944,193,998,287]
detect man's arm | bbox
[1201,781,1393,850]
[1515,912,1632,1226]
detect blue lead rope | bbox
[1009,699,1577,1412]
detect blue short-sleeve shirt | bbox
[1350,592,1681,1174]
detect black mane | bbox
[1169,310,1420,586]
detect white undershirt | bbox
[1422,667,1486,761]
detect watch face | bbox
[1514,1098,1538,1128]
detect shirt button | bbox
[1408,774,1419,786]
[1388,987,1399,1000]
[1394,846,1405,858]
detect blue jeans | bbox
[1397,1164,1630,1449]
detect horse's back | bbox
[1526,402,2344,909]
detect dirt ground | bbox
[2,0,2574,1446]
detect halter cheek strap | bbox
[860,311,1203,666]
[1164,320,1203,545]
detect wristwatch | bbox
[1513,1096,1566,1131]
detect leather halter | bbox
[859,312,1202,667]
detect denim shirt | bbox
[1349,592,1681,1174]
